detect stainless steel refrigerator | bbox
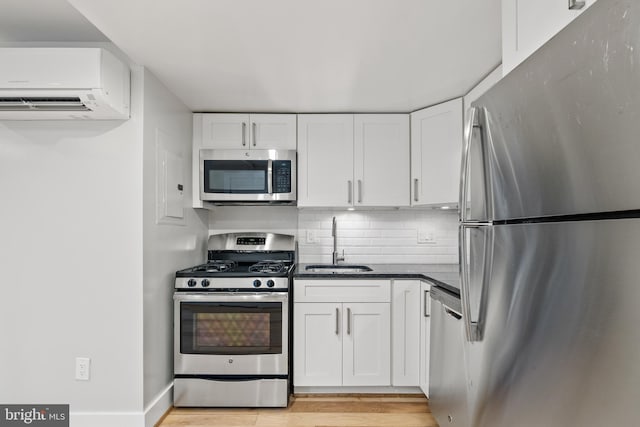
[455,0,640,426]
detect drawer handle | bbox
[568,0,585,10]
[242,122,247,146]
[424,289,431,318]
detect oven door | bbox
[199,149,296,202]
[174,292,288,376]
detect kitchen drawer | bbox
[294,279,390,303]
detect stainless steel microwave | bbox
[199,149,296,203]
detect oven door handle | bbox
[173,292,288,303]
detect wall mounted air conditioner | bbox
[0,47,130,120]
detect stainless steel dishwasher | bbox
[429,286,469,427]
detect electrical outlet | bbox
[306,230,316,244]
[417,229,436,244]
[75,357,90,381]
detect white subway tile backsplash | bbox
[209,206,459,265]
[297,208,458,264]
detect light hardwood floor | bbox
[157,395,439,427]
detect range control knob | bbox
[187,279,197,287]
[253,279,262,288]
[201,279,210,288]
[266,279,275,288]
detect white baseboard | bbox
[293,386,423,394]
[70,411,144,427]
[145,382,173,427]
[69,383,173,427]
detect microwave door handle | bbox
[267,159,273,194]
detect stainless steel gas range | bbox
[173,232,295,408]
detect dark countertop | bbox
[294,263,460,295]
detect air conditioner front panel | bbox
[0,48,101,89]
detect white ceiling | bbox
[3,0,502,113]
[0,0,107,42]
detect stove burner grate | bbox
[203,260,237,273]
[248,261,286,274]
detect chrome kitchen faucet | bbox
[332,216,345,265]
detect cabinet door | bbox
[250,114,297,149]
[354,114,410,207]
[502,0,598,75]
[410,98,463,206]
[343,303,391,386]
[419,282,431,396]
[293,303,342,386]
[391,280,421,387]
[201,113,250,149]
[297,114,354,207]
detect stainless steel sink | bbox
[304,264,373,274]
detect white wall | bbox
[0,59,208,427]
[208,206,299,237]
[0,69,145,423]
[141,69,208,425]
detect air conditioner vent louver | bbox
[0,97,90,111]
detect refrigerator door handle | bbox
[459,223,491,342]
[459,106,490,223]
[459,107,476,222]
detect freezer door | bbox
[475,0,640,220]
[468,219,640,427]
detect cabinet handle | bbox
[252,122,257,147]
[335,307,339,335]
[424,289,431,318]
[347,307,351,335]
[357,180,363,204]
[242,122,247,146]
[414,178,419,202]
[568,0,585,10]
[347,180,353,204]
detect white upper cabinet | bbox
[201,113,296,149]
[463,66,502,125]
[297,114,355,207]
[502,0,599,75]
[298,114,410,208]
[410,98,463,207]
[354,115,410,207]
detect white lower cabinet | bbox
[343,303,391,386]
[419,282,431,396]
[294,280,391,387]
[391,280,421,387]
[293,302,343,386]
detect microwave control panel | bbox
[272,161,292,193]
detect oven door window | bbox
[203,160,268,194]
[180,302,282,355]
